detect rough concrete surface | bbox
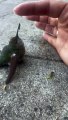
[0,0,68,120]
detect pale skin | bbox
[13,0,68,65]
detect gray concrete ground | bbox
[0,0,68,120]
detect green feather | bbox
[0,45,18,66]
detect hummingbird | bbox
[0,23,25,88]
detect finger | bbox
[35,22,46,30]
[43,32,57,48]
[48,18,58,26]
[13,0,66,18]
[26,15,58,27]
[25,15,48,23]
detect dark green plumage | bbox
[0,23,25,66]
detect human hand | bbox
[13,0,68,65]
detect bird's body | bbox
[0,23,25,87]
[0,34,25,66]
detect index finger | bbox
[13,0,66,18]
